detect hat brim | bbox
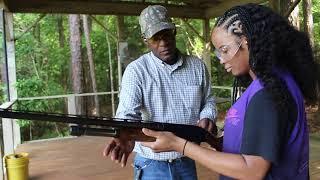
[144,22,175,39]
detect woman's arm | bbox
[184,139,270,180]
[141,129,270,180]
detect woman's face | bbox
[211,27,251,77]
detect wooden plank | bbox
[14,135,320,179]
[0,100,16,109]
[15,136,219,180]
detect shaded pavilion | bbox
[0,0,295,179]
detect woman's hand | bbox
[141,128,186,153]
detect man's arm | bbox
[115,64,143,120]
[199,63,217,121]
[197,63,218,135]
[104,64,143,167]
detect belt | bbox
[164,156,187,163]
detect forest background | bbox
[0,0,320,142]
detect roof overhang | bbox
[1,0,267,19]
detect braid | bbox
[215,3,319,108]
[233,7,254,41]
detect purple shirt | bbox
[221,71,309,179]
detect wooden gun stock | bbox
[0,108,222,150]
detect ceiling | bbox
[0,0,267,19]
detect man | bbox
[103,5,217,180]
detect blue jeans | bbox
[133,154,198,180]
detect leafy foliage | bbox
[313,0,320,47]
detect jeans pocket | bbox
[133,155,154,180]
[133,155,154,170]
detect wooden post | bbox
[67,95,76,115]
[2,11,19,157]
[202,18,211,77]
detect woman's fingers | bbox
[140,141,153,148]
[142,128,158,137]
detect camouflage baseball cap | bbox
[139,5,175,39]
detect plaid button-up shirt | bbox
[116,51,217,160]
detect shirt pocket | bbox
[183,85,202,109]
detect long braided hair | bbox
[215,3,319,109]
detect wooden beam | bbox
[4,0,206,19]
[89,15,117,41]
[205,0,267,18]
[14,14,46,41]
[0,0,9,10]
[0,100,17,109]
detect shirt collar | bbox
[150,50,184,71]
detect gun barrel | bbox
[0,109,220,148]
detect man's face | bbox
[146,29,177,64]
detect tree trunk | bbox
[116,16,125,89]
[69,14,84,115]
[33,22,41,43]
[82,15,100,116]
[105,21,115,116]
[57,15,65,48]
[56,15,69,113]
[302,0,314,48]
[281,0,300,29]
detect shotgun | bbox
[0,108,222,150]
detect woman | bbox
[141,3,319,179]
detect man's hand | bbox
[103,138,135,167]
[197,118,218,136]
